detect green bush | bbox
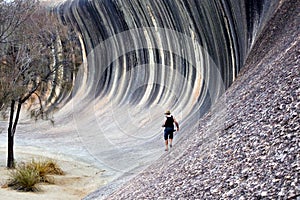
[8,163,40,192]
[7,159,64,192]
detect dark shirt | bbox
[165,115,174,128]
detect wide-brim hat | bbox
[164,110,171,115]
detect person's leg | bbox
[164,129,168,151]
[169,132,173,147]
[165,140,168,151]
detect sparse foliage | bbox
[7,158,64,192]
[7,163,41,192]
[27,159,64,183]
[0,0,37,45]
[0,0,82,168]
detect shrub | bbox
[8,163,40,192]
[7,159,64,192]
[27,159,64,183]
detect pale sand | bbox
[0,148,106,200]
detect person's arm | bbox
[162,119,166,127]
[174,118,179,131]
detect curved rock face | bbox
[52,0,280,184]
[58,0,278,111]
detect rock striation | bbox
[49,0,300,199]
[84,0,300,199]
[52,0,286,175]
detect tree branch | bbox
[20,82,41,104]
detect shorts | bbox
[164,127,174,140]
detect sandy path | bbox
[0,148,107,200]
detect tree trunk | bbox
[7,100,15,168]
[7,100,22,168]
[7,131,14,168]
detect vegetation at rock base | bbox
[26,159,65,183]
[6,159,64,192]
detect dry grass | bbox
[7,163,40,192]
[27,159,64,183]
[7,159,64,192]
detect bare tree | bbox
[0,0,37,45]
[0,0,81,168]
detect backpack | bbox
[165,115,174,128]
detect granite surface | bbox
[51,0,300,199]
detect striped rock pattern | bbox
[47,0,299,199]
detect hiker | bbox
[162,110,179,151]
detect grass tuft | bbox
[7,163,40,192]
[7,158,64,192]
[27,159,64,183]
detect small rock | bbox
[261,191,268,196]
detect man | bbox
[162,110,179,151]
